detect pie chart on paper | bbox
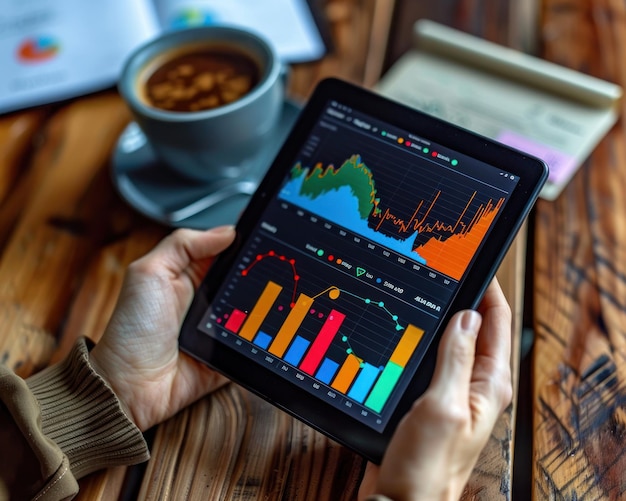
[17,36,60,63]
[169,8,218,30]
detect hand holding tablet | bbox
[358,279,513,500]
[179,78,547,463]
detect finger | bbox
[477,277,508,319]
[472,279,513,415]
[138,226,235,281]
[180,225,236,262]
[182,226,237,287]
[427,309,481,403]
[357,462,380,500]
[475,279,512,373]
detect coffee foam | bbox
[136,43,262,113]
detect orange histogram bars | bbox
[416,198,504,280]
[238,281,282,341]
[268,293,314,357]
[371,187,504,280]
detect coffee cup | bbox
[118,26,285,182]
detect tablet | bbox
[179,77,548,463]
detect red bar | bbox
[300,309,346,375]
[224,309,247,333]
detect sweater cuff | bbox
[27,338,150,478]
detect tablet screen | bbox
[194,96,520,431]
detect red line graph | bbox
[242,251,299,307]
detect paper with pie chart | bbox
[0,0,325,114]
[0,0,159,114]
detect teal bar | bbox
[364,361,403,413]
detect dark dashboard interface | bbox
[197,99,519,430]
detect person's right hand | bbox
[359,279,513,501]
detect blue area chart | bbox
[278,169,426,263]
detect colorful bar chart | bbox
[225,278,425,415]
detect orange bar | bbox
[268,293,314,357]
[389,324,424,368]
[331,353,362,393]
[238,281,282,341]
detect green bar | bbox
[364,361,403,413]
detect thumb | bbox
[181,225,237,262]
[139,226,236,283]
[428,310,481,402]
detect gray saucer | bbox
[111,99,301,229]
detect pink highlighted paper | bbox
[497,131,577,185]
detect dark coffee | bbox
[140,45,261,112]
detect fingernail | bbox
[459,310,481,334]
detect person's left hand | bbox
[89,226,236,432]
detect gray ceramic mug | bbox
[118,26,285,182]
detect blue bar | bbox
[284,336,310,366]
[253,331,272,350]
[316,358,340,384]
[347,363,380,403]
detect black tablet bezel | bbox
[179,77,548,463]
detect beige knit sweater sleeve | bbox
[0,338,149,501]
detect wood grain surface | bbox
[533,0,626,499]
[0,1,528,499]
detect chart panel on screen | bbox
[202,237,429,422]
[280,152,504,281]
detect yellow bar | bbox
[238,281,283,341]
[331,353,362,393]
[389,324,424,368]
[268,293,314,357]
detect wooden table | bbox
[0,1,525,499]
[532,0,626,499]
